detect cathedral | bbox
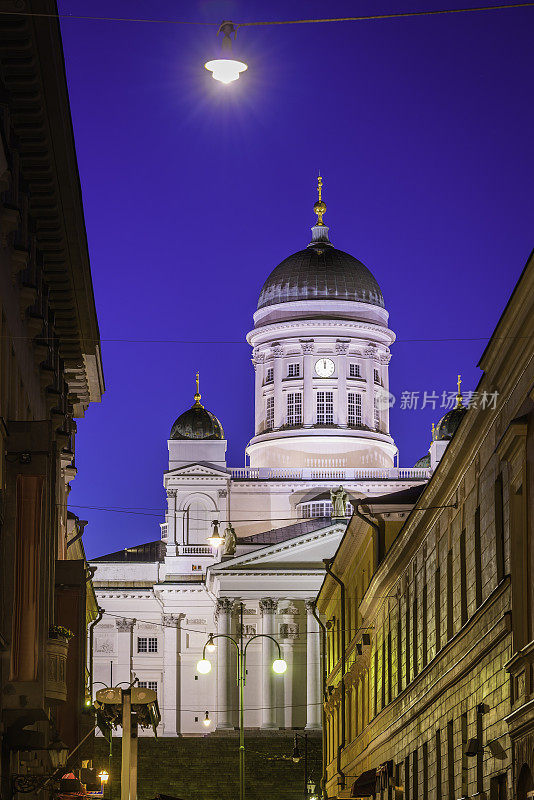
[90,181,439,737]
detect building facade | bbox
[0,3,104,797]
[90,184,430,747]
[317,249,534,799]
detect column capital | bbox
[305,599,316,613]
[259,598,278,615]
[272,344,284,359]
[115,617,135,632]
[335,340,350,355]
[379,350,391,365]
[215,598,234,618]
[166,489,177,498]
[300,340,315,354]
[162,614,182,627]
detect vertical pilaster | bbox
[166,490,177,556]
[273,345,284,429]
[216,598,234,729]
[253,350,264,435]
[362,346,376,428]
[115,618,135,687]
[336,342,349,427]
[305,600,321,729]
[380,350,392,434]
[260,598,278,728]
[162,614,181,735]
[301,341,315,427]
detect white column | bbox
[282,639,293,729]
[273,345,284,429]
[115,618,135,687]
[166,490,177,556]
[253,352,264,435]
[305,601,321,729]
[336,342,349,427]
[380,351,391,434]
[162,614,181,735]
[260,598,278,728]
[216,598,234,729]
[301,341,315,427]
[362,347,375,428]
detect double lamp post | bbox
[197,629,287,800]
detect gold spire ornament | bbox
[194,371,203,407]
[431,422,436,441]
[456,374,463,408]
[313,174,327,226]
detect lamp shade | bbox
[197,658,212,674]
[272,658,287,674]
[204,58,247,84]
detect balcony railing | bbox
[178,545,215,556]
[229,467,431,481]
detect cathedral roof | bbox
[170,374,224,441]
[257,177,384,311]
[414,452,431,468]
[239,516,333,545]
[92,540,164,562]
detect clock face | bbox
[315,358,335,378]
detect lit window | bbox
[374,396,380,429]
[287,392,302,425]
[266,396,274,429]
[137,638,147,653]
[348,393,362,426]
[265,367,273,383]
[374,368,381,385]
[300,501,353,519]
[288,363,300,378]
[138,681,158,692]
[349,364,361,378]
[317,391,334,424]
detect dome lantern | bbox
[169,373,224,441]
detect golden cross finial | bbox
[194,371,203,407]
[456,374,463,408]
[314,174,327,226]
[431,422,436,441]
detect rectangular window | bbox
[265,367,273,383]
[349,363,361,378]
[397,606,402,694]
[381,637,386,709]
[413,749,419,800]
[148,637,158,653]
[138,680,157,692]
[461,713,468,798]
[446,549,453,640]
[288,363,300,377]
[317,391,334,424]
[387,629,392,703]
[348,392,362,426]
[435,566,441,652]
[137,637,147,653]
[405,598,411,685]
[422,742,428,800]
[460,530,468,625]
[474,506,482,607]
[374,396,380,429]
[287,392,302,425]
[495,474,505,582]
[266,396,274,429]
[476,707,484,794]
[405,755,410,800]
[374,649,378,715]
[436,729,442,800]
[422,584,428,668]
[412,592,418,677]
[447,719,454,800]
[374,368,380,384]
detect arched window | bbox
[184,495,212,545]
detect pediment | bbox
[211,522,346,571]
[165,462,230,479]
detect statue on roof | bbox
[223,523,237,556]
[330,485,348,518]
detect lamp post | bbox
[197,631,287,800]
[292,732,320,800]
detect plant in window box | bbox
[46,626,74,702]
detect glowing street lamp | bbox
[208,520,224,548]
[206,634,216,653]
[272,658,287,674]
[98,770,109,785]
[205,21,247,84]
[196,657,212,674]
[203,711,212,727]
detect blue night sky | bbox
[59,0,534,558]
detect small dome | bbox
[170,374,224,441]
[414,452,431,468]
[434,405,467,441]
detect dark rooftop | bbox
[92,540,164,563]
[239,517,335,545]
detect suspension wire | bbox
[0,2,532,27]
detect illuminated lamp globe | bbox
[206,639,216,653]
[203,711,211,727]
[205,58,247,84]
[98,771,109,785]
[197,658,212,674]
[272,658,287,674]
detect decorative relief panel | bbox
[237,623,257,637]
[95,636,115,654]
[279,623,299,639]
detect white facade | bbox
[90,201,431,736]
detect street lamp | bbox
[203,711,212,727]
[291,733,321,800]
[205,21,247,84]
[98,770,109,785]
[207,520,224,548]
[197,630,286,800]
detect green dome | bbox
[414,452,430,468]
[434,405,467,441]
[170,404,224,440]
